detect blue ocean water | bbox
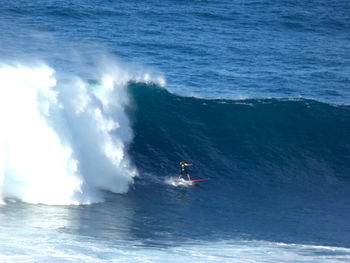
[0,0,350,262]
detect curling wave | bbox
[0,62,164,205]
[128,82,350,196]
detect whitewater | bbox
[0,63,146,205]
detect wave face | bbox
[126,83,350,246]
[129,83,350,219]
[0,63,142,205]
[129,82,350,187]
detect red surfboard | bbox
[189,179,210,183]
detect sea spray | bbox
[56,70,138,202]
[0,62,162,205]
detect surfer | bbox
[178,161,193,181]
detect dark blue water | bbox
[127,82,350,246]
[1,0,350,102]
[1,0,350,262]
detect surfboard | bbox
[189,179,209,183]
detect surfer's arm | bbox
[185,163,193,166]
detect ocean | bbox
[0,0,350,262]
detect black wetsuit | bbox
[180,163,189,176]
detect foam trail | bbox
[165,177,193,187]
[0,62,147,205]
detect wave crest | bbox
[0,62,150,205]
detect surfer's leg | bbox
[186,173,191,181]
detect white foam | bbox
[165,177,194,187]
[0,62,147,205]
[1,234,349,263]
